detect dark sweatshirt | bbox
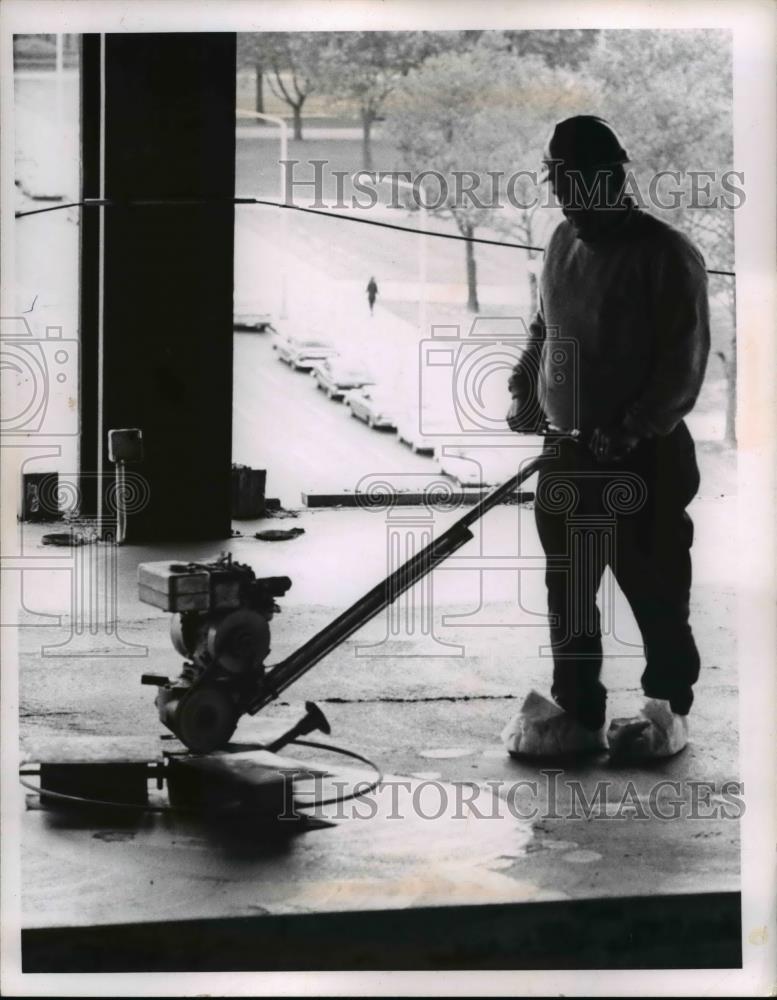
[509,205,711,437]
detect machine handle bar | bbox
[248,454,546,714]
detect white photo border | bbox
[1,1,774,996]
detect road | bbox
[232,331,444,507]
[234,129,729,443]
[234,130,536,314]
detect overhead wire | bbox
[13,195,736,277]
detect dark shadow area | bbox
[24,891,741,971]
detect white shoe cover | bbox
[501,690,607,758]
[607,698,689,760]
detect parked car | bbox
[312,358,375,400]
[396,410,450,454]
[307,356,339,383]
[269,326,287,351]
[277,335,337,370]
[346,387,399,429]
[435,441,542,487]
[233,312,275,332]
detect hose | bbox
[288,738,384,808]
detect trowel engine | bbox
[139,556,291,752]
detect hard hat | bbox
[541,116,629,181]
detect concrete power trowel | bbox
[138,457,544,754]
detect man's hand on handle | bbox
[588,425,640,463]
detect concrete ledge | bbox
[302,490,535,509]
[23,892,741,971]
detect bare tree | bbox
[237,33,325,139]
[498,28,601,69]
[320,31,453,171]
[390,47,599,313]
[236,33,265,113]
[591,29,736,443]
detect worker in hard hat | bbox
[503,116,711,761]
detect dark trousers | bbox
[534,422,701,730]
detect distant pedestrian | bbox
[367,276,378,315]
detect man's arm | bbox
[623,235,711,438]
[591,233,711,461]
[507,300,547,433]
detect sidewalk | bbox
[237,124,367,140]
[234,206,423,400]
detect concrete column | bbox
[80,33,236,541]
